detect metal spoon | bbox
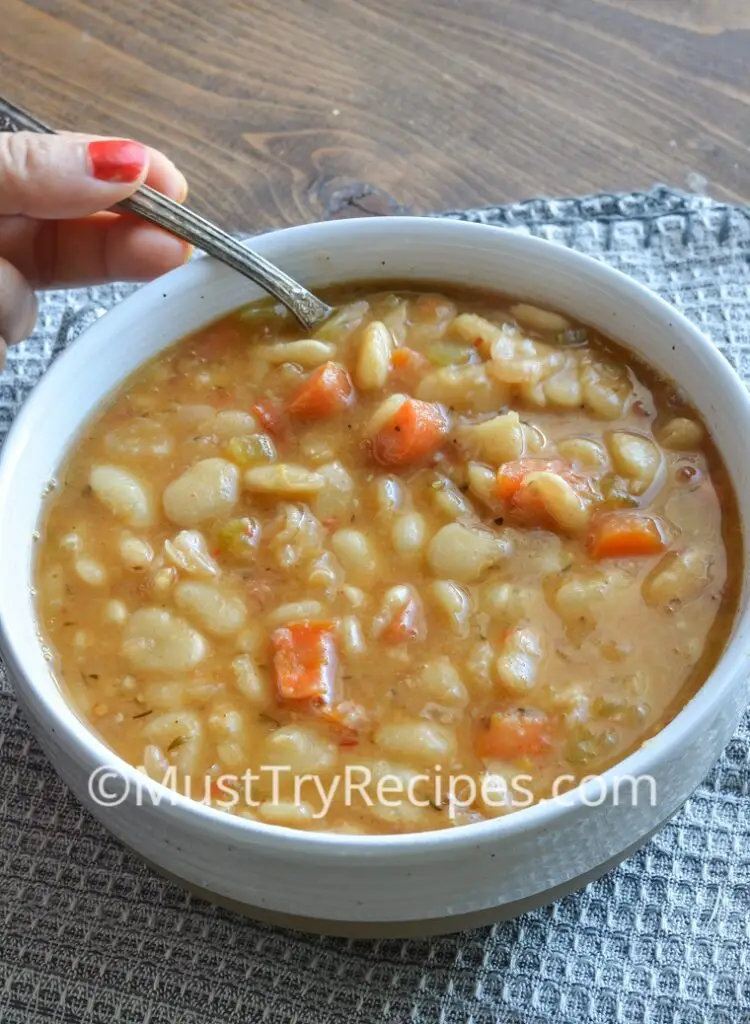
[0,96,333,331]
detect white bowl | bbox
[1,217,749,937]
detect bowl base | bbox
[136,824,661,938]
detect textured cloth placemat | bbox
[1,186,749,1024]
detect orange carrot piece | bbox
[391,347,431,388]
[287,362,354,420]
[476,709,551,761]
[371,398,449,468]
[252,398,285,436]
[381,596,423,644]
[271,620,338,702]
[587,512,667,560]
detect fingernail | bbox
[177,175,189,203]
[88,139,148,183]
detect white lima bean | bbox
[391,511,428,558]
[416,657,469,708]
[339,615,367,657]
[74,557,107,586]
[142,710,203,773]
[152,566,177,593]
[163,458,239,526]
[174,581,247,636]
[163,530,220,578]
[208,705,247,767]
[480,581,530,624]
[142,744,170,780]
[450,313,503,358]
[362,759,435,827]
[207,409,259,439]
[427,522,509,582]
[243,464,325,496]
[488,336,563,386]
[458,411,524,465]
[59,531,84,553]
[658,417,704,451]
[231,654,271,703]
[354,321,394,390]
[366,394,408,437]
[580,359,630,420]
[416,363,510,412]
[307,551,344,597]
[466,462,500,511]
[511,303,570,334]
[331,528,378,584]
[104,599,128,625]
[144,679,224,710]
[266,600,324,628]
[310,461,356,520]
[90,464,153,527]
[553,572,620,629]
[264,725,338,774]
[512,528,569,577]
[642,548,712,610]
[262,339,336,367]
[607,432,661,495]
[271,503,324,569]
[428,581,472,637]
[373,474,404,515]
[118,532,154,571]
[299,434,335,464]
[557,436,608,470]
[374,721,457,765]
[523,471,590,532]
[122,608,208,672]
[494,627,544,693]
[466,639,495,696]
[342,584,367,608]
[476,771,515,817]
[544,357,583,409]
[430,478,477,521]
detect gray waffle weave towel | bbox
[1,187,748,1024]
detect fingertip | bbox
[143,148,189,203]
[105,223,193,281]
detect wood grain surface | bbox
[3,0,749,231]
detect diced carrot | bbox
[371,398,449,468]
[271,620,338,703]
[476,709,551,761]
[252,397,285,436]
[381,596,423,643]
[317,702,366,747]
[287,362,354,420]
[587,512,667,560]
[391,347,431,387]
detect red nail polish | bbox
[87,140,147,183]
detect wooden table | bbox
[4,0,749,231]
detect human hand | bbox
[0,130,190,366]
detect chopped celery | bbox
[216,517,260,558]
[426,340,473,367]
[557,328,589,346]
[225,433,276,467]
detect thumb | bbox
[0,131,153,219]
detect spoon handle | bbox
[0,96,332,331]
